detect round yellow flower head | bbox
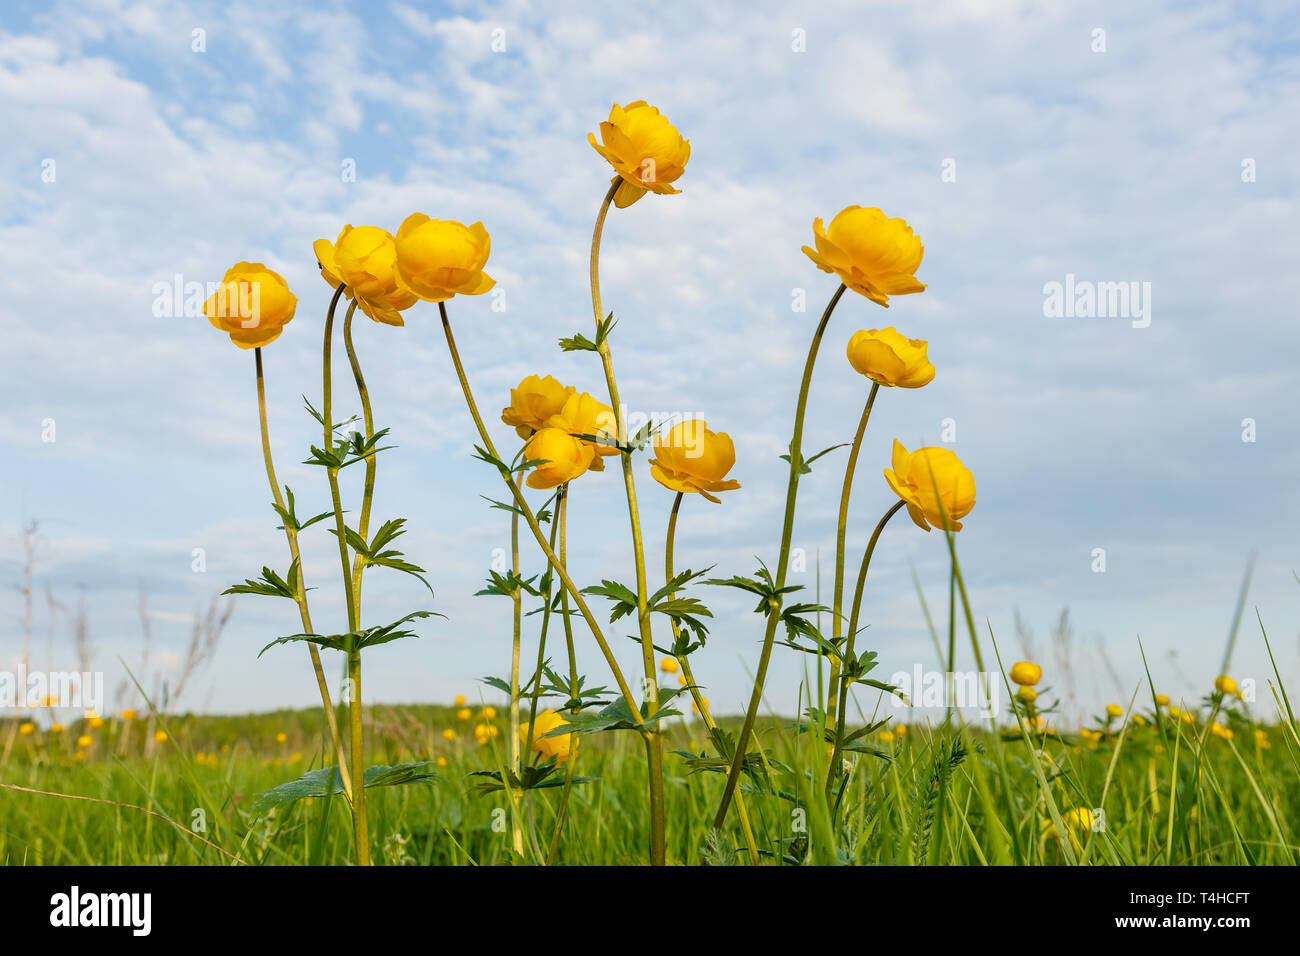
[392,213,495,302]
[692,696,710,715]
[846,328,935,389]
[895,723,907,736]
[1210,722,1234,741]
[76,734,94,749]
[1131,713,1148,726]
[457,707,472,722]
[502,375,576,439]
[441,728,456,741]
[524,427,596,489]
[1105,704,1124,719]
[1255,728,1271,749]
[120,709,136,721]
[51,723,64,733]
[544,391,620,469]
[314,225,418,326]
[19,722,35,736]
[649,420,741,503]
[154,730,168,743]
[203,262,298,348]
[589,100,691,208]
[1017,685,1038,703]
[453,694,467,708]
[660,657,679,674]
[481,706,497,720]
[1154,693,1170,707]
[878,730,896,744]
[521,709,577,762]
[436,755,448,767]
[1214,674,1238,697]
[1009,661,1042,687]
[275,732,287,743]
[884,440,976,532]
[802,206,926,307]
[1046,807,1096,841]
[87,716,105,729]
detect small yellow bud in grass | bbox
[19,722,35,736]
[457,708,471,722]
[154,730,168,743]
[441,728,456,741]
[1009,661,1042,687]
[895,724,908,736]
[275,732,287,743]
[1214,675,1238,697]
[878,731,895,744]
[1154,693,1170,707]
[481,706,497,720]
[660,657,679,674]
[1255,729,1270,749]
[436,756,448,767]
[692,697,710,715]
[51,723,64,733]
[120,709,136,721]
[678,673,688,686]
[76,734,93,748]
[453,695,467,708]
[1210,722,1234,741]
[1017,686,1037,703]
[1105,704,1123,719]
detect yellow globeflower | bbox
[154,730,168,743]
[1210,722,1234,741]
[275,732,287,743]
[436,756,448,767]
[457,707,472,722]
[481,706,497,720]
[76,734,94,748]
[203,262,298,348]
[895,724,908,736]
[1255,729,1271,749]
[846,328,935,389]
[523,427,595,489]
[88,716,105,730]
[1154,693,1170,707]
[544,391,620,469]
[313,225,418,326]
[1017,685,1038,704]
[660,657,679,674]
[884,440,976,532]
[648,420,741,503]
[502,375,575,439]
[588,100,691,208]
[51,723,64,733]
[441,728,456,742]
[392,214,495,302]
[19,722,35,736]
[1009,661,1041,687]
[1214,674,1238,697]
[521,709,578,763]
[1046,807,1095,841]
[120,709,136,721]
[453,694,467,708]
[802,206,926,307]
[1105,704,1124,719]
[692,696,710,715]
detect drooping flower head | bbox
[803,206,926,307]
[648,419,741,503]
[589,101,691,208]
[203,262,298,349]
[883,440,975,532]
[314,225,418,326]
[393,214,495,302]
[523,427,596,489]
[846,327,935,388]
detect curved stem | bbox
[323,295,369,865]
[253,342,352,801]
[546,486,580,864]
[525,490,563,757]
[827,382,881,713]
[712,283,847,831]
[437,301,643,721]
[508,472,524,857]
[590,179,666,866]
[826,499,905,797]
[665,492,761,865]
[343,306,377,621]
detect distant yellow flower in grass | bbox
[692,696,710,716]
[154,730,168,743]
[441,728,456,741]
[878,730,896,744]
[1045,807,1096,841]
[884,441,976,532]
[678,672,688,686]
[76,734,94,749]
[589,100,690,208]
[87,716,105,730]
[436,756,448,767]
[313,225,418,325]
[275,732,287,743]
[1214,674,1238,697]
[660,657,679,674]
[204,262,298,348]
[1132,713,1148,726]
[1154,693,1170,707]
[51,723,64,733]
[846,328,935,389]
[501,375,576,439]
[802,206,926,307]
[1025,715,1046,733]
[290,751,302,764]
[649,420,741,503]
[480,706,497,720]
[392,214,495,302]
[1210,722,1234,741]
[1016,685,1038,703]
[457,707,472,722]
[120,709,136,721]
[895,724,908,736]
[453,695,467,708]
[524,427,596,489]
[521,709,578,763]
[544,391,620,470]
[19,722,35,736]
[1255,729,1271,749]
[1009,661,1042,687]
[1105,704,1124,719]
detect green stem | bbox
[711,283,847,831]
[827,382,881,714]
[343,306,377,620]
[525,490,563,757]
[253,343,352,802]
[508,472,525,857]
[437,302,643,722]
[826,499,904,799]
[665,492,761,865]
[589,178,666,866]
[348,648,369,866]
[546,487,581,865]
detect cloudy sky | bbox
[2,0,1298,723]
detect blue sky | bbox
[2,0,1298,722]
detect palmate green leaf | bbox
[303,396,359,434]
[223,560,300,601]
[466,760,597,795]
[250,761,441,815]
[705,561,803,614]
[271,486,334,534]
[477,570,539,598]
[539,689,685,738]
[258,610,441,657]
